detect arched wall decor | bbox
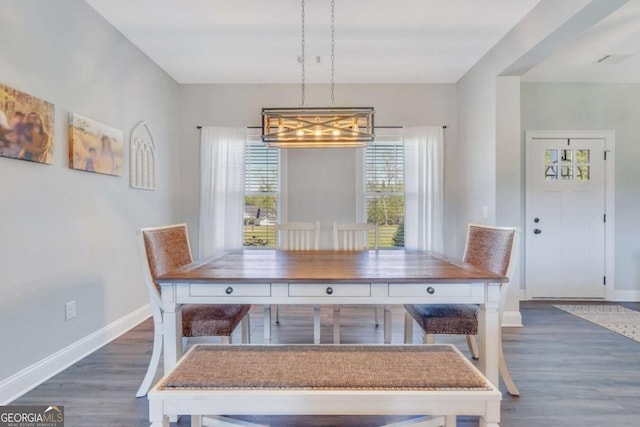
[130,121,157,190]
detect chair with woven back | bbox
[332,222,390,344]
[135,223,251,397]
[273,222,320,328]
[403,223,520,396]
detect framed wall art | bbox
[68,113,124,176]
[0,82,54,164]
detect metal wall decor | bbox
[130,121,156,190]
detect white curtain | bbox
[403,126,444,252]
[199,127,246,258]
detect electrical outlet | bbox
[65,300,76,320]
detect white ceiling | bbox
[523,0,640,82]
[84,0,540,84]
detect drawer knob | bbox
[326,287,334,295]
[426,286,435,295]
[225,286,234,295]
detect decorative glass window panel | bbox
[545,149,558,164]
[576,150,590,163]
[576,166,590,181]
[561,149,573,164]
[545,166,558,180]
[561,166,573,180]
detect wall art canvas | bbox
[69,113,124,176]
[0,82,54,164]
[130,121,157,190]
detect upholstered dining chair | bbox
[273,222,320,325]
[135,224,251,397]
[403,223,520,396]
[332,222,389,344]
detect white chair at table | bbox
[273,222,320,335]
[136,224,250,398]
[332,222,390,344]
[403,223,520,396]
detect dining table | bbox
[155,249,507,387]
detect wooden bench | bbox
[148,344,501,427]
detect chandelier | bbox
[261,0,374,148]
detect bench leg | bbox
[148,400,168,427]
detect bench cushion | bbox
[158,344,492,391]
[404,304,479,335]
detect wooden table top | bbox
[156,250,507,284]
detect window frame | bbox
[356,128,405,248]
[243,129,287,248]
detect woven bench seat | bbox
[148,344,501,427]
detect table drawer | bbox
[189,283,271,297]
[388,283,472,297]
[289,283,371,297]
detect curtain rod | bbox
[196,125,447,129]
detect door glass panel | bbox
[561,149,573,164]
[576,149,590,163]
[576,166,590,181]
[545,166,558,180]
[561,166,573,180]
[545,149,558,164]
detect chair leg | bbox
[275,304,280,325]
[383,305,392,344]
[182,337,188,353]
[423,333,435,344]
[375,305,381,327]
[499,338,520,396]
[136,324,163,397]
[313,305,321,344]
[221,335,231,344]
[333,305,341,344]
[241,314,251,344]
[466,335,480,359]
[404,312,414,344]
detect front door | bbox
[525,136,606,299]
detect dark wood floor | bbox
[13,301,640,426]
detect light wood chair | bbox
[135,224,251,398]
[332,222,389,344]
[273,222,320,325]
[403,223,520,396]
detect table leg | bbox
[161,299,182,373]
[478,282,500,387]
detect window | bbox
[363,137,405,248]
[244,139,280,247]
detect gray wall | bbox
[0,0,180,381]
[522,82,640,294]
[178,84,460,253]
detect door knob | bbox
[534,229,542,234]
[534,218,540,223]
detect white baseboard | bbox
[612,290,640,302]
[520,288,639,302]
[502,311,523,328]
[0,304,151,405]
